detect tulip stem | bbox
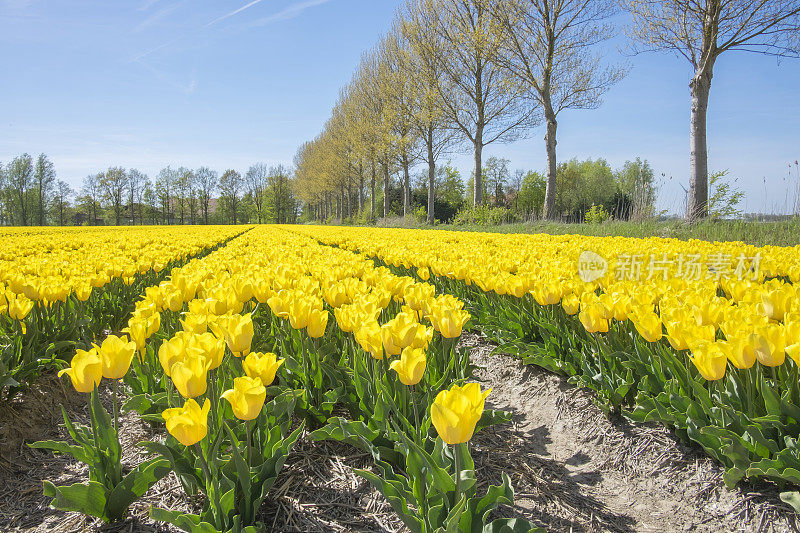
[410,384,420,443]
[112,379,119,433]
[453,444,462,508]
[246,419,253,468]
[195,443,223,528]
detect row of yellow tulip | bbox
[0,225,248,400]
[288,225,799,380]
[280,225,800,495]
[49,224,511,529]
[0,225,247,315]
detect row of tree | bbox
[0,154,299,226]
[294,0,800,223]
[373,155,656,224]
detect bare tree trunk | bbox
[358,161,365,214]
[370,160,376,219]
[402,151,411,217]
[427,132,435,225]
[383,160,390,218]
[543,106,558,220]
[473,132,483,206]
[688,70,712,221]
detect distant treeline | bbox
[0,154,299,226]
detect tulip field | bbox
[3,224,800,531]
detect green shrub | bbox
[585,204,610,224]
[452,205,516,226]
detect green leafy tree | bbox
[517,171,546,219]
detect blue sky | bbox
[1,0,798,214]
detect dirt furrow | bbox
[464,332,799,533]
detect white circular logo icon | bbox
[578,250,608,283]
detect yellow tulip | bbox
[243,351,284,386]
[531,282,562,306]
[688,341,727,381]
[124,320,149,356]
[171,355,212,398]
[181,313,208,334]
[267,292,290,319]
[9,296,34,320]
[163,398,210,446]
[561,293,580,315]
[431,307,470,338]
[579,303,608,334]
[221,376,266,421]
[390,347,427,386]
[165,290,184,313]
[307,308,329,338]
[417,267,430,281]
[430,383,490,445]
[159,335,187,377]
[221,313,254,357]
[288,297,312,329]
[75,284,93,302]
[188,332,226,370]
[760,286,794,322]
[355,320,384,359]
[719,336,756,370]
[59,348,103,393]
[751,324,785,367]
[96,334,137,379]
[381,323,403,357]
[631,311,663,343]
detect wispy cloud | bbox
[134,0,185,32]
[249,0,332,27]
[204,0,268,28]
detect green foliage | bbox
[584,204,611,224]
[355,433,542,533]
[453,205,516,226]
[31,389,170,522]
[516,171,546,220]
[615,158,657,219]
[708,170,744,220]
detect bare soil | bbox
[2,335,799,532]
[463,332,800,532]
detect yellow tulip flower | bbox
[96,334,137,379]
[688,341,727,381]
[561,293,580,315]
[159,335,187,377]
[579,303,608,334]
[188,332,226,370]
[355,320,384,359]
[221,313,254,357]
[8,296,34,320]
[431,307,470,338]
[59,348,103,393]
[390,347,427,386]
[417,267,430,281]
[430,383,490,445]
[163,398,210,446]
[124,320,149,356]
[751,324,785,367]
[719,335,757,370]
[221,376,266,421]
[631,310,663,343]
[243,351,284,386]
[171,354,212,398]
[307,308,329,338]
[267,292,290,319]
